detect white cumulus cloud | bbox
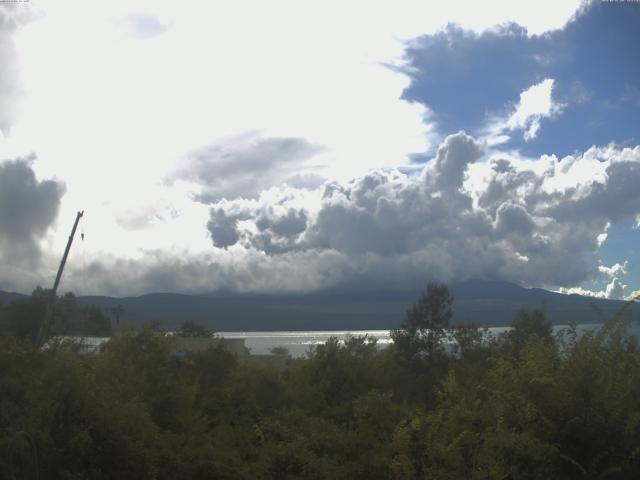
[484,78,564,145]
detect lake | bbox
[219,322,640,358]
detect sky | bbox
[0,0,639,300]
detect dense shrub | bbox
[1,286,640,478]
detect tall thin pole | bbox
[51,210,84,299]
[37,211,84,346]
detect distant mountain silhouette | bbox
[449,279,637,327]
[2,280,637,331]
[0,290,29,305]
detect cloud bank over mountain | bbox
[46,132,639,297]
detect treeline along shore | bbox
[1,284,640,478]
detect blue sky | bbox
[0,0,639,300]
[398,2,640,298]
[401,2,640,159]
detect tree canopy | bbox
[1,285,640,478]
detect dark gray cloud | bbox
[478,159,543,216]
[172,132,325,201]
[207,208,241,248]
[256,208,307,237]
[207,203,309,254]
[60,248,351,297]
[494,202,535,236]
[0,157,66,263]
[542,159,640,224]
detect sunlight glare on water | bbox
[219,323,640,358]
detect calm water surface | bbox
[220,323,640,358]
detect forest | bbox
[1,284,640,479]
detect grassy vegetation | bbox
[1,285,640,479]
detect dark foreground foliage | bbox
[1,284,640,479]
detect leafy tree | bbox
[301,335,382,414]
[388,283,454,405]
[82,305,112,336]
[3,286,640,479]
[0,288,111,343]
[391,283,454,359]
[190,344,239,420]
[503,308,553,354]
[451,322,485,358]
[176,320,216,338]
[0,295,46,343]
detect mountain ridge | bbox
[2,279,637,331]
